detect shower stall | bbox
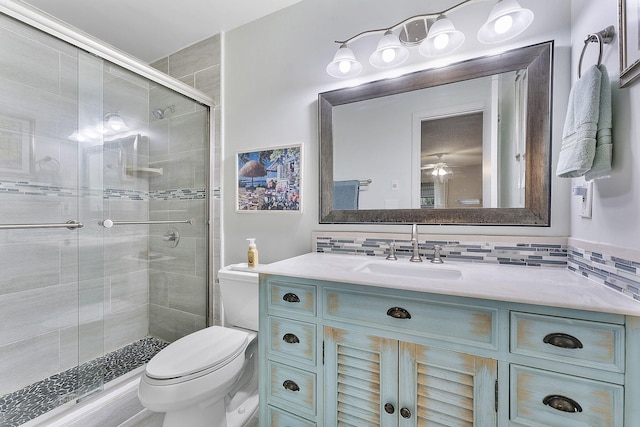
[0,4,213,426]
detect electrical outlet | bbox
[580,181,593,218]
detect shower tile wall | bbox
[151,34,222,328]
[145,84,209,341]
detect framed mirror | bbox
[319,41,552,225]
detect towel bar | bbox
[0,220,83,230]
[99,218,193,228]
[578,25,615,78]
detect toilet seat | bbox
[145,327,249,384]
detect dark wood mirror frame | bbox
[319,41,553,226]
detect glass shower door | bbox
[0,13,103,423]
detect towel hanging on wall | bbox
[556,64,612,180]
[557,26,614,180]
[556,65,602,178]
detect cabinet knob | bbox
[384,403,395,414]
[400,407,412,419]
[282,380,300,392]
[543,394,583,413]
[386,307,411,319]
[282,293,300,303]
[283,333,300,344]
[543,332,583,349]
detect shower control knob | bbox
[100,219,114,228]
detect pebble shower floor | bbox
[0,337,168,427]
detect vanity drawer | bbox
[269,316,317,364]
[324,287,497,349]
[268,361,316,417]
[268,280,316,317]
[511,311,625,373]
[510,365,623,427]
[269,406,316,427]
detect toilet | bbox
[138,264,260,427]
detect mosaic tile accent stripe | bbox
[568,245,640,301]
[316,236,568,267]
[0,180,205,200]
[0,337,168,427]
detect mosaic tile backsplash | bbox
[568,246,640,301]
[315,235,568,267]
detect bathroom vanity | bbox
[257,253,640,426]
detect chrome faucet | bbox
[409,224,422,262]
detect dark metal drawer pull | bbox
[384,403,395,414]
[282,380,300,392]
[543,395,583,413]
[387,307,411,319]
[283,333,300,344]
[400,407,412,419]
[543,332,583,349]
[282,293,300,303]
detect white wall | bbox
[223,0,573,265]
[569,0,640,250]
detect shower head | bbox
[152,105,175,119]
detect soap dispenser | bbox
[247,238,259,268]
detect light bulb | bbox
[381,48,396,63]
[433,33,450,50]
[494,15,513,34]
[338,60,352,74]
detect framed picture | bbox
[236,144,302,212]
[620,0,640,87]
[0,113,34,175]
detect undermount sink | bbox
[356,261,462,280]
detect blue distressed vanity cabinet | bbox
[258,274,639,426]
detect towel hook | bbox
[578,25,615,78]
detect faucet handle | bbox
[431,244,444,264]
[386,242,398,260]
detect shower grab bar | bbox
[99,218,193,228]
[0,220,83,230]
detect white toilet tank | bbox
[218,264,261,331]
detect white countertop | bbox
[255,252,640,317]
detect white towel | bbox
[556,65,602,178]
[585,64,612,181]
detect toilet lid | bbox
[145,326,249,380]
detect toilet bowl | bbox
[138,264,260,427]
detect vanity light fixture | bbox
[369,30,410,68]
[326,0,534,78]
[326,44,363,78]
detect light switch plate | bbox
[580,181,593,218]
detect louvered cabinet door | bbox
[324,326,399,427]
[399,343,498,427]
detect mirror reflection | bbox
[333,70,528,211]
